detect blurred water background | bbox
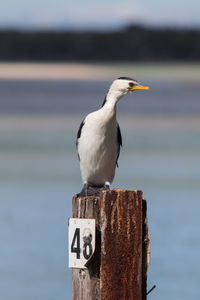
[0,63,200,300]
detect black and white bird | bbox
[76,77,149,196]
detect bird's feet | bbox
[104,181,110,190]
[77,182,110,197]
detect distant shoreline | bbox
[0,62,200,81]
[1,27,200,62]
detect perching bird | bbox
[76,77,149,196]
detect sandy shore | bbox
[0,62,200,81]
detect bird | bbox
[76,77,149,196]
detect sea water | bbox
[0,77,200,300]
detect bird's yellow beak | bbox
[129,85,150,91]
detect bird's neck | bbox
[103,90,122,112]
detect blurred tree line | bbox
[0,25,200,61]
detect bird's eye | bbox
[129,82,134,87]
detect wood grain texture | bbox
[100,189,143,300]
[72,195,100,300]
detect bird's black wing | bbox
[76,120,85,160]
[101,95,107,107]
[116,123,122,167]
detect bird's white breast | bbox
[78,108,118,186]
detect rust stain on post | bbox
[100,189,143,300]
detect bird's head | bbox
[108,76,149,99]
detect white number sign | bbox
[68,218,95,268]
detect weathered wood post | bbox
[71,189,150,300]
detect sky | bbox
[1,0,200,30]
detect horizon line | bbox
[0,22,200,33]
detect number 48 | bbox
[71,228,93,260]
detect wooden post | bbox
[72,189,149,300]
[72,194,101,300]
